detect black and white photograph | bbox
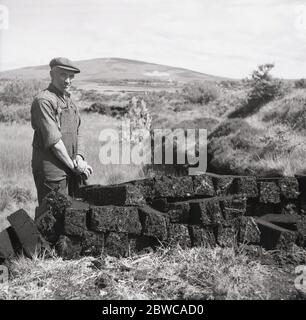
[0,0,306,304]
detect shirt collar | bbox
[48,83,71,99]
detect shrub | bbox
[248,64,284,100]
[228,64,288,118]
[181,82,219,104]
[84,102,128,118]
[295,79,306,89]
[0,78,46,105]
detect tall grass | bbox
[0,123,34,188]
[1,245,300,300]
[79,113,146,185]
[0,113,146,231]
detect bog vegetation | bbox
[1,245,305,300]
[1,62,306,209]
[1,63,306,299]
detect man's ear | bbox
[50,68,57,80]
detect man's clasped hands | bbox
[73,155,93,179]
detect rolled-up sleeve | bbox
[76,115,85,159]
[31,98,62,149]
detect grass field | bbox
[1,75,306,300]
[0,112,145,232]
[1,245,304,300]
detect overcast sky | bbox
[0,0,306,78]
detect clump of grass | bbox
[1,245,298,300]
[84,102,128,118]
[1,251,101,300]
[0,184,35,232]
[0,186,32,211]
[254,144,306,177]
[0,186,32,204]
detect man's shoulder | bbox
[32,88,58,106]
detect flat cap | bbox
[49,57,80,73]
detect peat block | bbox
[138,206,168,240]
[235,176,258,198]
[219,196,246,222]
[278,177,299,199]
[167,224,191,248]
[89,206,142,235]
[189,225,216,248]
[258,181,280,204]
[189,198,223,226]
[239,217,261,244]
[153,175,194,198]
[192,174,215,197]
[8,209,49,257]
[64,207,88,237]
[79,184,146,206]
[104,232,129,258]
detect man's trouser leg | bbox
[33,174,68,206]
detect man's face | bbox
[51,67,75,94]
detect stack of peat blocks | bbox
[1,173,306,261]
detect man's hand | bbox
[75,155,87,171]
[73,155,93,179]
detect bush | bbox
[84,102,128,118]
[228,64,288,118]
[0,79,46,105]
[248,63,285,101]
[181,82,219,104]
[295,79,306,89]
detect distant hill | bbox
[0,57,228,84]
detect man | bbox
[31,57,93,206]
